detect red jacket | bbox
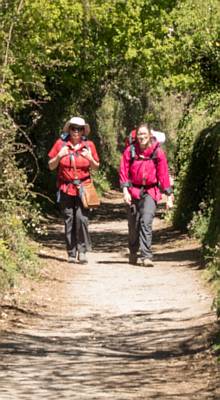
[119,141,172,202]
[48,138,99,196]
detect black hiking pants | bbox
[128,194,156,260]
[60,191,91,257]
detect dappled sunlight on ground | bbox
[0,192,219,399]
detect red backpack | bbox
[125,129,137,147]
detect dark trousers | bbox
[60,192,91,257]
[127,194,156,260]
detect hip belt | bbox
[61,175,90,186]
[132,182,158,189]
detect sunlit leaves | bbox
[161,0,220,91]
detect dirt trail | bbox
[0,192,219,399]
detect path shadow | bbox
[91,200,166,222]
[0,312,219,398]
[154,248,202,268]
[97,260,128,265]
[38,253,67,263]
[38,200,201,268]
[90,201,127,222]
[92,231,127,252]
[91,228,202,269]
[0,312,216,360]
[38,226,65,250]
[153,225,188,245]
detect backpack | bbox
[58,132,90,177]
[56,132,90,201]
[125,128,165,165]
[125,129,137,147]
[59,132,89,155]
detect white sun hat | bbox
[63,116,90,135]
[69,117,86,126]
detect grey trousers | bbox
[127,194,156,260]
[60,192,91,257]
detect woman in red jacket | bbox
[48,116,99,264]
[119,123,174,267]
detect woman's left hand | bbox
[81,147,99,170]
[166,193,174,209]
[81,147,93,161]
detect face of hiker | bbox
[69,125,84,143]
[137,127,151,148]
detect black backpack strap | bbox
[60,132,69,141]
[130,143,136,161]
[149,142,160,161]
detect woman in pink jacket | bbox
[119,123,174,267]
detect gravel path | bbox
[0,193,219,399]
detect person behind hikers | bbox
[48,116,100,264]
[119,123,174,267]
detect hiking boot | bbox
[129,253,138,265]
[78,252,88,264]
[142,258,154,267]
[68,256,77,264]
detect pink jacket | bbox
[119,141,172,202]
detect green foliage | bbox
[187,201,213,242]
[144,90,190,168]
[213,292,220,320]
[0,208,40,291]
[204,245,220,319]
[0,239,18,290]
[161,0,220,91]
[0,113,41,291]
[204,134,220,249]
[172,95,220,322]
[96,92,122,185]
[212,331,220,360]
[92,169,111,195]
[206,245,220,282]
[0,212,39,276]
[0,0,86,109]
[173,96,220,233]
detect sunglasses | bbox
[69,125,84,132]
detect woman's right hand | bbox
[58,145,69,159]
[123,188,132,205]
[48,146,69,170]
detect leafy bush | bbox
[172,95,220,322]
[173,96,220,232]
[96,93,122,185]
[187,201,213,242]
[0,114,41,291]
[93,169,110,195]
[0,240,18,290]
[205,245,220,319]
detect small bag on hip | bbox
[81,181,100,209]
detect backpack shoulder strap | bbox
[60,132,69,142]
[130,143,136,161]
[130,142,160,163]
[149,142,160,161]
